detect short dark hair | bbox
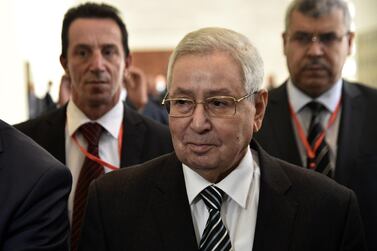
[285,0,351,31]
[61,2,130,59]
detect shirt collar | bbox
[66,98,124,138]
[287,78,342,113]
[183,146,255,209]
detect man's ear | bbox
[60,55,69,75]
[253,89,268,133]
[125,54,132,69]
[347,31,355,56]
[282,32,288,56]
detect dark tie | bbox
[71,122,104,251]
[306,101,333,177]
[199,185,232,251]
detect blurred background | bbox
[0,0,376,124]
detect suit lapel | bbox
[334,81,365,183]
[120,105,146,167]
[268,84,302,166]
[149,153,198,251]
[252,141,298,251]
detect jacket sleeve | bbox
[340,190,367,251]
[3,164,72,251]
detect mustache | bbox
[85,74,110,83]
[301,58,330,71]
[183,135,219,145]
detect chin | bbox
[187,157,218,170]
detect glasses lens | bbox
[319,32,342,46]
[206,97,235,117]
[291,32,312,45]
[290,31,346,47]
[168,99,195,117]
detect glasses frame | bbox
[162,91,258,118]
[287,31,350,47]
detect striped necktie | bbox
[199,185,232,251]
[306,101,333,177]
[71,122,104,251]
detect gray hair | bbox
[167,27,264,96]
[285,0,352,31]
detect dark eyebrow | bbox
[73,44,91,50]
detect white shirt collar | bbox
[66,98,124,138]
[287,78,343,113]
[183,146,255,209]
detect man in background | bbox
[255,0,377,250]
[79,27,366,251]
[15,3,173,250]
[123,67,169,124]
[0,119,71,250]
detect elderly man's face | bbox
[168,51,266,183]
[283,9,354,98]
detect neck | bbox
[73,95,120,120]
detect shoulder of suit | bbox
[14,106,66,131]
[276,157,354,200]
[95,152,175,188]
[1,120,67,174]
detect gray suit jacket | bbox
[255,80,377,251]
[78,141,366,251]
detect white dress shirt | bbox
[65,99,123,222]
[287,79,342,169]
[183,146,260,251]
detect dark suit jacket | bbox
[78,141,366,251]
[255,80,377,251]
[0,120,72,250]
[14,103,173,167]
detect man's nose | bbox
[306,38,325,57]
[89,51,105,71]
[190,103,211,133]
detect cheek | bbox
[169,121,186,144]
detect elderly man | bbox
[79,27,366,251]
[15,3,173,250]
[255,0,377,249]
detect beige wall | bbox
[0,0,376,124]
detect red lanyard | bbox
[289,99,341,169]
[72,125,123,171]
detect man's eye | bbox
[77,49,89,58]
[103,48,115,57]
[208,98,232,108]
[320,33,337,44]
[293,33,311,43]
[173,99,192,106]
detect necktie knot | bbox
[79,122,103,147]
[306,101,325,118]
[200,185,225,211]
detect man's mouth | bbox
[187,143,214,154]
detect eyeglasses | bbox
[162,92,257,118]
[288,31,349,47]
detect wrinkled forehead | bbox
[168,53,245,97]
